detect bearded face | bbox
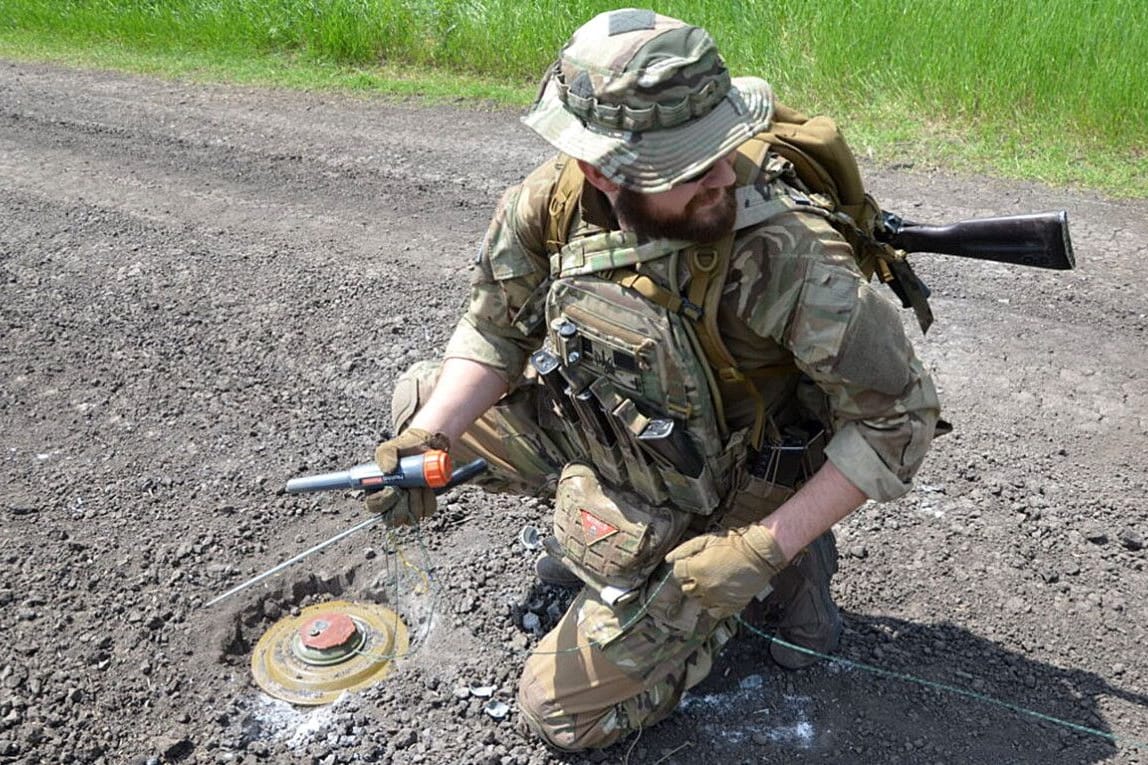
[613,183,738,244]
[608,151,740,244]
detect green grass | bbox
[1,0,1144,198]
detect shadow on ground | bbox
[568,610,1147,764]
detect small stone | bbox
[150,735,194,762]
[1004,596,1028,614]
[1117,528,1144,551]
[849,545,868,559]
[1081,524,1108,544]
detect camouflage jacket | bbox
[444,155,940,502]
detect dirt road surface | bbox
[2,61,1146,765]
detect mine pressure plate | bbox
[251,600,410,705]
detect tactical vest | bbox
[537,138,812,516]
[534,108,936,515]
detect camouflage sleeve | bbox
[442,163,556,387]
[734,212,941,501]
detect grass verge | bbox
[0,2,1144,199]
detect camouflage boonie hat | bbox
[523,8,773,193]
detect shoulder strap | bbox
[545,154,584,256]
[686,139,796,448]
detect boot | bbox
[534,553,583,589]
[761,530,842,670]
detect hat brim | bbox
[522,76,774,193]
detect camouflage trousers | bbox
[392,360,844,748]
[392,361,792,750]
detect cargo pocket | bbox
[577,569,707,670]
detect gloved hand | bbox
[664,524,788,619]
[365,428,449,526]
[363,486,428,527]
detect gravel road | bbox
[1,60,1146,765]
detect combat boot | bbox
[534,553,583,589]
[760,530,842,670]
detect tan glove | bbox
[664,524,788,619]
[363,486,428,527]
[365,428,449,526]
[374,427,450,472]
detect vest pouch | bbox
[547,273,730,511]
[563,384,629,489]
[717,423,826,529]
[551,463,691,595]
[657,427,747,516]
[718,470,797,530]
[588,378,671,506]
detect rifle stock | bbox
[881,210,1076,270]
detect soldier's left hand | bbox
[664,524,788,619]
[362,485,435,527]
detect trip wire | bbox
[734,616,1148,754]
[350,524,440,664]
[379,522,1148,754]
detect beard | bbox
[613,185,738,244]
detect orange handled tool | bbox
[285,450,458,493]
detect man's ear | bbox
[577,159,621,194]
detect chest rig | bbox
[536,237,733,515]
[528,141,802,515]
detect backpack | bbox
[751,103,932,332]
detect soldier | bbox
[368,8,940,751]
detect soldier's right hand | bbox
[368,428,450,526]
[664,524,788,619]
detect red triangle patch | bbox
[580,509,619,545]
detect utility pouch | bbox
[589,378,671,506]
[720,422,826,529]
[719,471,796,530]
[747,421,827,487]
[550,463,691,598]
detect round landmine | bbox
[251,600,409,705]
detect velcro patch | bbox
[609,9,656,36]
[580,509,619,545]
